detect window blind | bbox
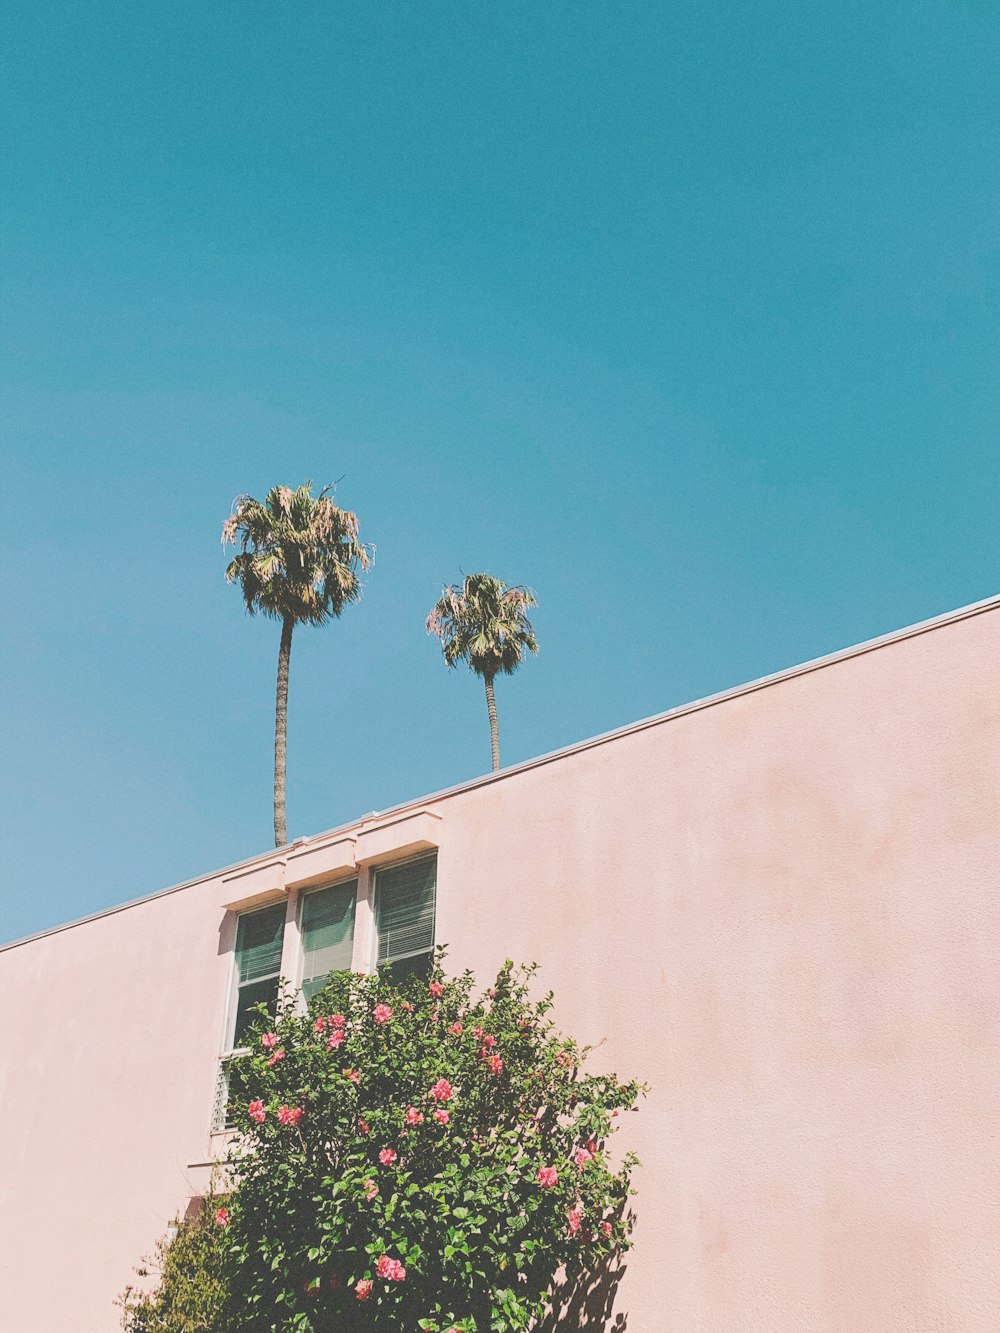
[301,880,357,1000]
[375,856,437,966]
[235,904,286,983]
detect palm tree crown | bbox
[223,482,371,624]
[427,573,538,675]
[223,482,372,846]
[427,573,538,771]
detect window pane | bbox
[376,857,436,966]
[380,952,432,986]
[301,881,357,999]
[302,976,329,1003]
[232,975,280,1048]
[235,903,286,983]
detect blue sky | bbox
[2,1,997,943]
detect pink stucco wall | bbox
[2,601,998,1331]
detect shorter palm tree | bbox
[223,482,372,846]
[427,572,538,772]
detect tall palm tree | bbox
[223,482,372,847]
[427,572,538,772]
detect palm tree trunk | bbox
[274,615,294,846]
[484,673,500,771]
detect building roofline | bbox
[4,592,997,953]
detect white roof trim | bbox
[3,592,997,953]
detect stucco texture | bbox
[1,602,998,1331]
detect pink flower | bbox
[330,1014,345,1028]
[364,1179,379,1201]
[405,1105,424,1126]
[375,1254,406,1281]
[433,1108,450,1125]
[373,1003,393,1025]
[481,1033,497,1047]
[537,1166,558,1188]
[600,1221,613,1237]
[486,1054,504,1076]
[486,987,497,999]
[343,1068,360,1083]
[448,1022,463,1035]
[328,1029,345,1049]
[379,1147,397,1166]
[277,1105,303,1126]
[429,980,444,997]
[474,1026,484,1040]
[267,1048,285,1067]
[431,1007,439,1020]
[429,1078,453,1102]
[355,1279,373,1300]
[247,1099,266,1124]
[261,1032,279,1049]
[568,1207,583,1236]
[357,1117,370,1134]
[575,1147,594,1168]
[214,1207,230,1227]
[313,1016,327,1033]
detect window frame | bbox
[220,898,288,1059]
[212,899,288,1134]
[222,895,289,1061]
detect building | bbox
[1,596,998,1332]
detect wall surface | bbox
[2,601,998,1332]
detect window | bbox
[212,857,436,1132]
[300,879,357,1001]
[225,901,287,1052]
[213,900,286,1131]
[374,855,437,982]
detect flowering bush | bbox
[118,1187,230,1332]
[222,957,643,1332]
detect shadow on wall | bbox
[537,1258,629,1332]
[536,1212,636,1332]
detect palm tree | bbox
[427,572,538,772]
[223,482,372,847]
